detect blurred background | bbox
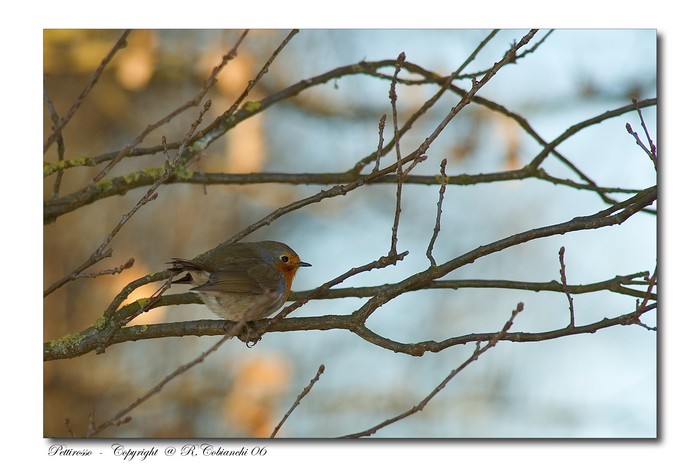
[43,29,656,438]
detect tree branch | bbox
[44,186,655,361]
[270,364,325,438]
[43,97,655,224]
[341,302,524,438]
[44,30,131,153]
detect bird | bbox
[168,240,311,323]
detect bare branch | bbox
[87,333,232,437]
[389,52,406,256]
[224,30,539,250]
[426,158,448,267]
[633,265,657,330]
[626,99,657,170]
[87,31,248,186]
[193,29,298,145]
[259,251,409,334]
[372,114,387,173]
[44,30,131,153]
[44,101,213,298]
[75,258,135,279]
[352,29,501,174]
[45,300,655,363]
[44,75,656,226]
[350,185,656,324]
[558,246,576,327]
[44,185,655,361]
[340,302,524,438]
[86,300,263,437]
[44,86,66,199]
[633,98,657,159]
[270,364,325,438]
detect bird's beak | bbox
[298,261,312,267]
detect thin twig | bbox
[633,265,657,329]
[389,52,406,256]
[43,248,114,298]
[88,31,248,187]
[409,30,538,169]
[633,98,657,161]
[351,184,655,325]
[44,101,212,298]
[192,29,299,145]
[527,97,655,171]
[88,335,232,437]
[96,272,175,354]
[89,101,212,323]
[75,258,135,279]
[44,30,131,153]
[626,99,657,169]
[257,250,409,337]
[44,86,66,199]
[87,307,257,437]
[558,247,575,327]
[392,29,553,85]
[625,122,653,159]
[341,302,524,438]
[353,29,501,174]
[373,114,387,173]
[426,159,448,267]
[270,364,325,438]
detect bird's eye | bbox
[280,255,290,263]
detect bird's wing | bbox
[168,258,209,273]
[192,260,281,295]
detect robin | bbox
[168,241,311,322]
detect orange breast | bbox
[277,264,298,298]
